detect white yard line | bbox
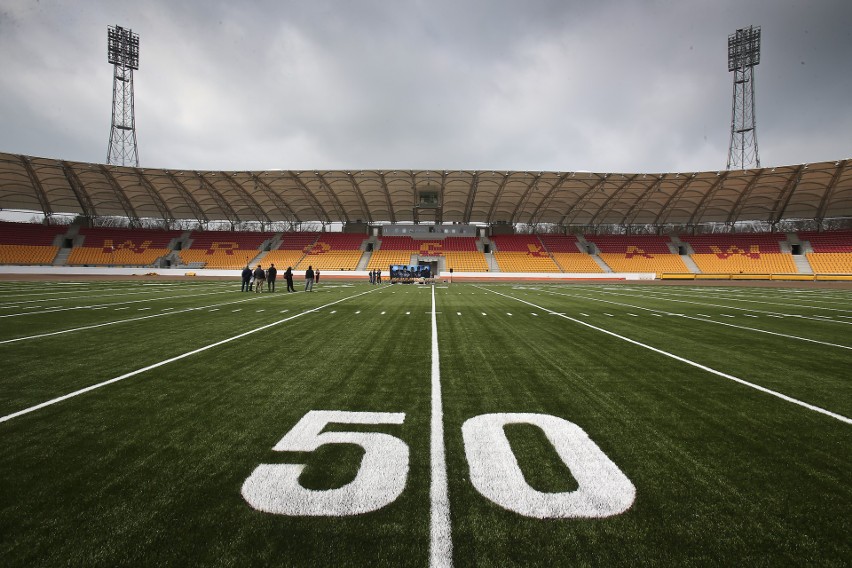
[0,296,263,346]
[542,289,852,352]
[0,287,378,425]
[479,286,852,425]
[0,289,229,319]
[430,285,452,568]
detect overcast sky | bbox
[1,0,850,174]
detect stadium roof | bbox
[1,152,850,228]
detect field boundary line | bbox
[542,289,852,351]
[0,295,265,346]
[0,288,379,425]
[0,282,215,307]
[430,285,452,567]
[479,286,852,426]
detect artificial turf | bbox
[0,279,849,566]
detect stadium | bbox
[1,5,851,568]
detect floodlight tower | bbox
[106,25,140,167]
[726,25,761,170]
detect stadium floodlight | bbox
[727,25,760,71]
[107,25,139,70]
[726,25,761,170]
[106,25,140,168]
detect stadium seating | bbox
[296,232,366,270]
[0,221,66,265]
[67,227,181,266]
[179,230,273,269]
[680,233,796,273]
[537,234,603,273]
[366,235,488,272]
[491,234,561,272]
[800,230,852,273]
[585,234,688,274]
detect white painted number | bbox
[241,410,409,516]
[462,413,635,518]
[244,411,635,519]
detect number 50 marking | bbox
[242,411,634,518]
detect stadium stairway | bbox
[591,254,612,272]
[792,254,813,274]
[486,252,500,272]
[679,254,701,273]
[52,247,71,266]
[357,250,372,271]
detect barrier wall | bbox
[0,265,655,281]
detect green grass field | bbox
[0,279,850,566]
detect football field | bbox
[0,279,850,566]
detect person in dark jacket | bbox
[315,269,320,285]
[304,265,315,292]
[241,265,252,292]
[267,264,278,292]
[285,266,295,292]
[253,265,266,293]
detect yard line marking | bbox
[0,287,380,425]
[0,289,228,319]
[720,314,735,318]
[0,296,262,346]
[541,289,852,351]
[590,288,852,325]
[479,286,852,425]
[430,285,452,567]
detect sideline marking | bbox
[429,285,452,567]
[0,288,379,424]
[480,286,852,425]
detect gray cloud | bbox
[1,0,850,174]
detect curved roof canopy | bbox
[1,152,850,227]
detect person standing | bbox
[377,269,382,284]
[267,263,278,292]
[241,265,252,292]
[315,269,320,286]
[253,264,266,293]
[285,266,295,292]
[304,265,315,292]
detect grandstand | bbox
[680,233,796,274]
[0,221,65,265]
[178,230,274,269]
[67,227,181,266]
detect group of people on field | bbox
[368,269,382,284]
[241,264,318,293]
